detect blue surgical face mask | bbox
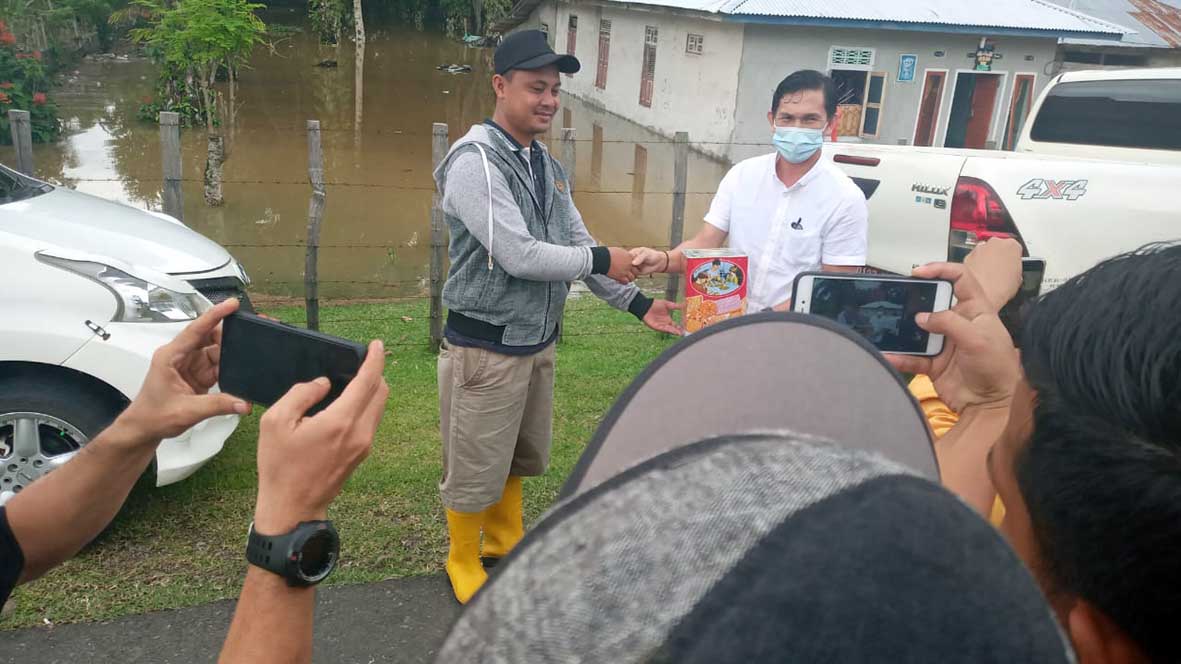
[772,126,825,164]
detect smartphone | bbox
[999,258,1046,348]
[219,312,368,416]
[792,272,954,356]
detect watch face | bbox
[297,529,339,582]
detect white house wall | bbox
[731,24,1060,161]
[524,1,746,158]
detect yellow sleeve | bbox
[910,376,1006,527]
[908,374,959,439]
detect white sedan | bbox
[0,164,249,503]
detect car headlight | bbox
[38,255,211,322]
[236,260,252,286]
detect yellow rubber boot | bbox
[445,509,488,604]
[482,476,524,565]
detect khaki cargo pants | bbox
[438,340,555,513]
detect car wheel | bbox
[0,373,124,506]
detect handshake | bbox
[604,246,673,284]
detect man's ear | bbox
[767,111,774,129]
[492,74,505,99]
[1067,600,1150,664]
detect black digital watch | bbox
[246,520,340,587]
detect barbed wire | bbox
[220,243,676,250]
[188,125,782,147]
[50,175,722,195]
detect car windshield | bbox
[0,164,53,205]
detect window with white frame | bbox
[828,46,875,69]
[686,33,704,55]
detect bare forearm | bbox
[936,403,1012,515]
[220,567,315,664]
[7,417,156,583]
[670,236,723,273]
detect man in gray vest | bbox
[432,29,681,604]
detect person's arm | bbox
[220,341,389,664]
[566,192,684,335]
[886,263,1021,516]
[819,195,868,272]
[630,223,729,277]
[631,162,739,276]
[927,402,1012,514]
[5,299,250,584]
[443,151,633,283]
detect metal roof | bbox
[1051,0,1181,47]
[604,0,1130,38]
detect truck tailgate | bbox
[824,145,966,274]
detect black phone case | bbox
[219,312,367,416]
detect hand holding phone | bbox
[882,262,1021,413]
[218,312,369,416]
[792,272,954,356]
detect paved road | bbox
[0,575,461,664]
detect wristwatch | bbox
[246,520,340,587]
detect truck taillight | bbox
[948,177,1027,262]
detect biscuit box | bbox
[683,249,749,333]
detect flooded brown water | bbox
[2,11,730,298]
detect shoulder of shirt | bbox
[723,153,776,186]
[731,152,776,174]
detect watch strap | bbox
[246,523,297,577]
[246,520,337,587]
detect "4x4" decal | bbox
[1016,178,1088,201]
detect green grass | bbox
[3,297,675,629]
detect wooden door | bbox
[913,71,946,146]
[595,20,610,89]
[964,74,1001,149]
[1003,74,1035,150]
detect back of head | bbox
[1020,242,1181,662]
[439,433,1072,663]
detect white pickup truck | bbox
[826,67,1181,291]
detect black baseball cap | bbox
[494,29,580,76]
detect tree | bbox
[130,0,265,205]
[308,0,345,45]
[130,0,266,131]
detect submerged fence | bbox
[7,111,763,348]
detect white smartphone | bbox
[792,272,954,356]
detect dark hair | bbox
[1017,242,1181,662]
[771,70,837,120]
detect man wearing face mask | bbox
[631,70,868,311]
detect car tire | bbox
[0,371,125,504]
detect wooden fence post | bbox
[429,123,449,352]
[664,131,689,304]
[7,110,33,176]
[305,120,326,331]
[560,127,576,193]
[559,127,576,343]
[159,112,184,221]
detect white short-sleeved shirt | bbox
[704,153,869,311]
